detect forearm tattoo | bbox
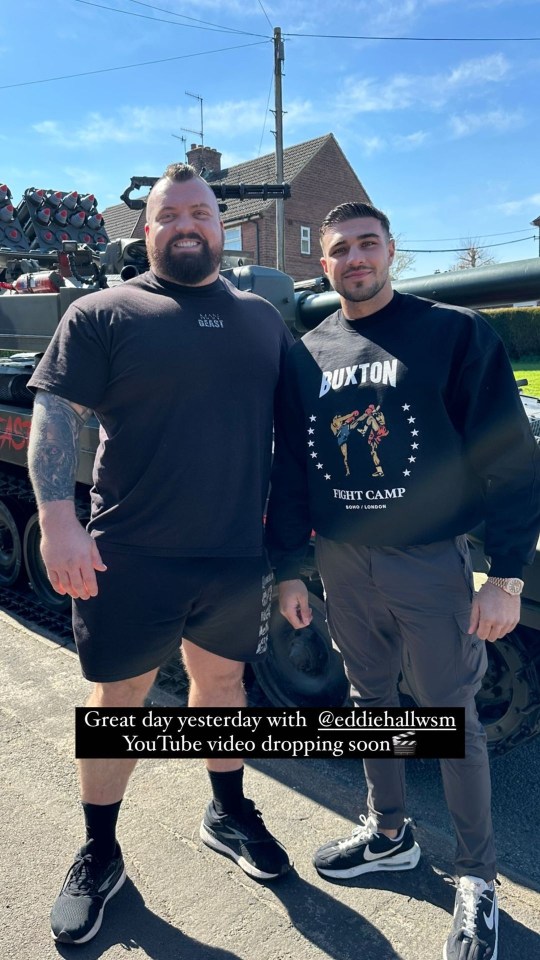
[28,391,93,504]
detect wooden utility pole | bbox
[273,27,285,272]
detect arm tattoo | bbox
[28,391,94,504]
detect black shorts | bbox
[72,547,273,682]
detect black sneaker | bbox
[313,815,421,878]
[50,840,126,944]
[200,799,291,880]
[443,876,498,960]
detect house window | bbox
[301,225,311,255]
[224,225,242,250]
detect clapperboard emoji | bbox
[392,732,417,757]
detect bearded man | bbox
[28,163,293,945]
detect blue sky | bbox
[2,0,540,277]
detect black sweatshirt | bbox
[266,292,540,580]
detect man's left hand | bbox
[468,581,520,642]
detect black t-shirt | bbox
[30,271,293,556]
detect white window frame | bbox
[301,225,311,255]
[224,225,242,250]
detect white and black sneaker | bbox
[444,875,498,960]
[200,799,291,880]
[313,815,421,879]
[50,839,126,944]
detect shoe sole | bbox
[51,867,127,944]
[443,942,498,960]
[315,841,421,879]
[199,822,289,881]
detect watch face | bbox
[506,578,523,595]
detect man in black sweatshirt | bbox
[266,201,540,960]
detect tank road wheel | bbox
[475,626,540,756]
[253,593,349,707]
[22,512,71,612]
[0,499,23,586]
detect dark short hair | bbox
[147,163,199,203]
[320,202,392,245]
[161,162,198,183]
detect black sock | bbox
[208,768,245,816]
[82,800,122,862]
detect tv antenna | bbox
[180,91,204,147]
[170,133,187,159]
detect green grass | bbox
[512,357,540,397]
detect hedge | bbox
[480,307,540,359]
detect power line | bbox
[284,31,540,42]
[72,0,268,38]
[257,71,274,156]
[0,40,270,90]
[403,228,536,242]
[257,0,273,31]
[123,0,255,36]
[397,235,536,253]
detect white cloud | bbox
[34,104,226,147]
[449,109,524,138]
[356,130,429,156]
[338,75,414,113]
[359,136,387,155]
[497,193,540,215]
[219,150,255,168]
[207,99,276,136]
[30,94,320,154]
[363,0,421,33]
[394,130,429,150]
[337,54,510,114]
[32,120,63,138]
[446,53,509,86]
[61,167,106,191]
[31,97,288,148]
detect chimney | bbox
[186,144,222,176]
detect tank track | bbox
[0,466,88,516]
[0,470,36,503]
[0,582,75,643]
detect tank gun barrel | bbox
[394,257,540,309]
[294,257,540,331]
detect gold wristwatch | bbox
[486,576,524,596]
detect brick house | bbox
[102,133,371,281]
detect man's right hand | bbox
[39,502,107,600]
[278,579,313,629]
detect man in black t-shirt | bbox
[28,163,293,946]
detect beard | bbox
[334,271,388,304]
[148,232,222,285]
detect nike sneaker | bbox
[443,875,498,960]
[200,798,291,880]
[50,839,126,944]
[313,814,421,878]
